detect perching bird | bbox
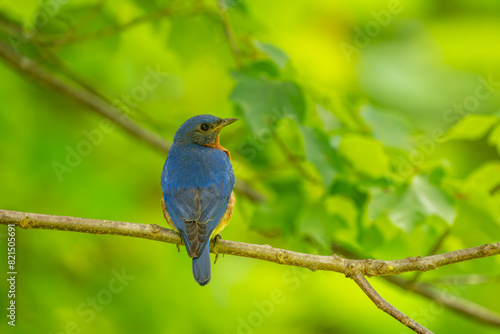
[161,115,237,286]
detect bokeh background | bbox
[1,0,500,333]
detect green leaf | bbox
[466,161,500,193]
[339,135,390,179]
[298,196,359,249]
[297,205,328,248]
[368,187,404,222]
[454,162,500,237]
[253,40,289,69]
[329,178,368,209]
[230,74,306,134]
[453,197,500,244]
[360,105,413,150]
[324,195,358,244]
[368,176,456,234]
[412,175,456,224]
[250,178,304,236]
[445,114,499,141]
[240,60,281,78]
[316,105,343,132]
[359,217,395,251]
[299,126,344,188]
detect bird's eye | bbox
[200,123,210,131]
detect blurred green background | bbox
[1,0,500,333]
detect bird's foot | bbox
[174,230,183,253]
[212,234,225,264]
[211,233,222,247]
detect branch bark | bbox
[2,209,500,333]
[1,209,499,277]
[331,243,500,328]
[386,276,500,328]
[350,271,433,334]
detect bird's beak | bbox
[214,118,238,131]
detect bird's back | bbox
[162,142,234,257]
[164,143,233,188]
[160,114,237,286]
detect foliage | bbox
[1,0,500,333]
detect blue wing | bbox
[161,147,234,258]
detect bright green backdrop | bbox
[1,0,500,333]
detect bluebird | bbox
[161,115,237,286]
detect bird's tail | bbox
[192,243,211,286]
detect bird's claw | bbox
[212,233,224,264]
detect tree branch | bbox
[331,243,500,328]
[386,276,500,328]
[273,130,322,185]
[350,271,433,334]
[42,6,176,47]
[2,208,500,333]
[425,274,500,286]
[406,227,451,288]
[216,0,243,68]
[1,209,499,277]
[0,40,264,202]
[0,40,171,152]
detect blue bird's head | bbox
[173,114,238,148]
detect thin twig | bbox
[0,40,265,202]
[0,4,205,48]
[216,0,242,68]
[350,271,433,334]
[273,130,322,185]
[39,5,174,47]
[424,274,500,286]
[0,14,24,37]
[490,183,500,196]
[386,276,500,327]
[331,243,500,328]
[407,228,451,288]
[37,47,169,133]
[0,40,170,152]
[46,0,108,48]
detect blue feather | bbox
[192,243,211,286]
[161,115,236,286]
[163,144,234,258]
